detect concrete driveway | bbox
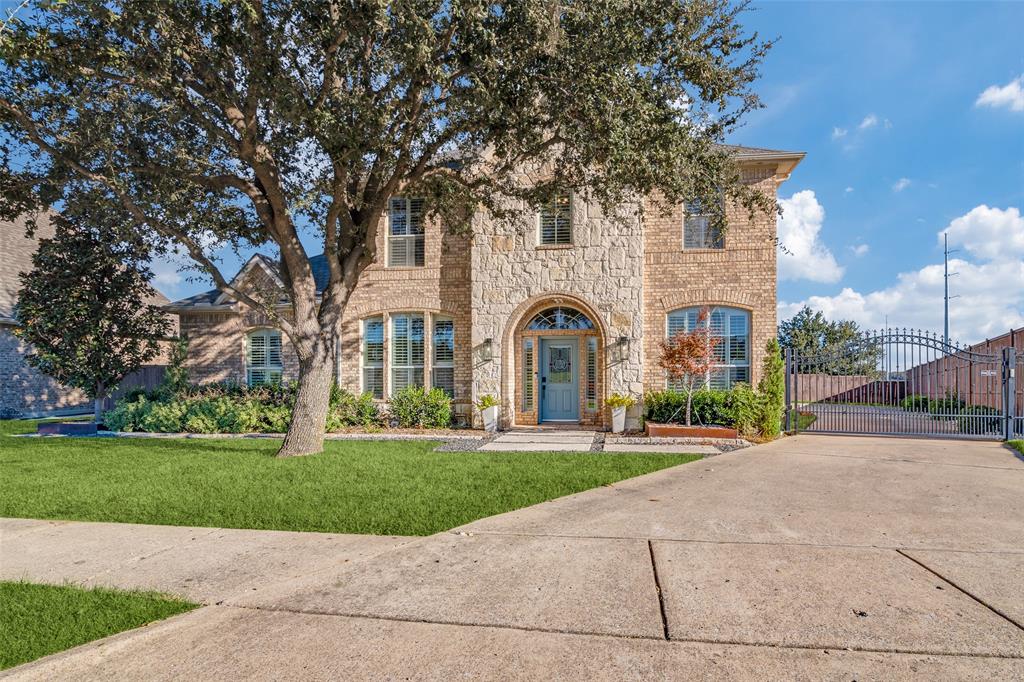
[4,435,1024,680]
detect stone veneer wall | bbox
[470,194,646,428]
[642,164,781,392]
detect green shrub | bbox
[901,394,931,412]
[389,386,452,429]
[725,383,758,436]
[957,405,1002,435]
[138,401,188,432]
[756,339,785,438]
[475,394,499,410]
[644,389,733,426]
[326,389,380,430]
[931,394,965,418]
[182,397,246,434]
[103,397,150,432]
[606,393,637,409]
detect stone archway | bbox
[501,293,607,427]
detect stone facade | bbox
[171,147,802,429]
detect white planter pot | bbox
[482,405,499,433]
[611,406,627,434]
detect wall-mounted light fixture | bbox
[613,336,630,363]
[480,337,494,363]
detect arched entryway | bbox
[507,296,606,426]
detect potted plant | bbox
[476,394,500,433]
[606,393,636,433]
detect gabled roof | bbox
[167,252,331,310]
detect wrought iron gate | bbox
[784,329,1020,440]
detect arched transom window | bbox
[526,307,595,331]
[666,307,750,390]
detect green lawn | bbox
[0,581,196,670]
[1010,440,1023,456]
[0,422,697,535]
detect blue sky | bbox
[735,1,1023,343]
[156,1,1024,345]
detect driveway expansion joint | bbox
[895,548,1024,634]
[647,540,670,640]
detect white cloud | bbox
[831,127,848,139]
[849,244,870,257]
[892,178,911,192]
[777,190,844,283]
[844,187,854,194]
[858,114,879,130]
[779,205,1024,345]
[975,75,1024,112]
[941,205,1024,261]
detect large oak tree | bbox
[1,0,774,456]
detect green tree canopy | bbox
[778,306,881,376]
[15,203,171,422]
[1,0,775,455]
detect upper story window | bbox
[391,312,425,391]
[388,197,425,267]
[683,198,724,250]
[666,307,749,390]
[247,329,283,386]
[539,192,572,246]
[361,316,384,399]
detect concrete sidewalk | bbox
[4,435,1024,679]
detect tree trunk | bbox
[685,389,693,427]
[277,343,335,457]
[94,382,105,424]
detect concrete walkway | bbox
[4,435,1024,679]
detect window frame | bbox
[431,315,455,398]
[665,306,750,390]
[246,328,283,386]
[387,196,426,267]
[360,316,385,399]
[390,312,425,392]
[682,197,725,250]
[537,191,573,246]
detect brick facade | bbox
[1,214,175,418]
[171,148,802,429]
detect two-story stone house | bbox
[167,145,803,428]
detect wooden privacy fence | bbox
[101,365,166,411]
[793,374,905,404]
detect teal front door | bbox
[540,338,579,422]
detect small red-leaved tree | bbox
[659,307,722,426]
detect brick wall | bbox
[642,165,781,391]
[0,324,90,417]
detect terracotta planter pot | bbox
[37,421,98,436]
[645,422,738,439]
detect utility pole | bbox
[944,233,959,347]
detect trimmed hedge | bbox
[388,386,453,429]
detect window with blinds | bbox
[247,329,283,386]
[388,197,425,267]
[522,339,534,411]
[666,307,749,390]
[585,337,597,410]
[391,313,425,391]
[361,316,384,398]
[539,192,572,245]
[432,316,455,397]
[683,199,724,249]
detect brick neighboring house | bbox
[0,213,174,418]
[168,145,803,428]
